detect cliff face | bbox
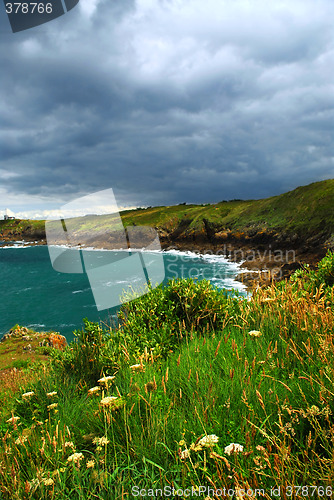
[157,221,333,286]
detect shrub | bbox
[51,319,116,386]
[317,250,334,287]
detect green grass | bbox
[119,178,334,238]
[0,218,44,235]
[0,252,333,498]
[2,179,334,243]
[0,327,50,372]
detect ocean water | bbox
[0,244,247,341]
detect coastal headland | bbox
[1,179,333,288]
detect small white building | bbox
[3,208,15,220]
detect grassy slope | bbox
[0,218,44,236]
[0,179,333,239]
[120,179,334,237]
[0,257,333,497]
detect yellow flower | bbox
[43,478,54,486]
[67,452,84,464]
[190,442,203,452]
[86,460,95,469]
[47,391,58,397]
[179,439,185,446]
[93,436,110,446]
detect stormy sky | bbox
[0,0,333,219]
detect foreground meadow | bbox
[0,252,334,499]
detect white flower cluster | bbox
[248,330,262,337]
[98,376,115,384]
[224,443,244,455]
[198,434,219,447]
[100,396,119,407]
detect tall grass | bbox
[1,252,334,499]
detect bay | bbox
[0,244,247,341]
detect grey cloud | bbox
[0,0,333,214]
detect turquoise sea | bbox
[0,244,247,341]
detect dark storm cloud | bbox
[0,0,333,216]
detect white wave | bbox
[0,243,37,249]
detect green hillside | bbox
[0,179,333,242]
[120,179,334,238]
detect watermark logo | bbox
[45,188,165,311]
[3,0,79,33]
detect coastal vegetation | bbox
[121,178,334,239]
[0,251,333,499]
[1,179,333,246]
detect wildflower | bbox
[22,391,35,399]
[43,478,54,486]
[248,330,262,337]
[198,434,219,447]
[224,443,244,455]
[59,467,66,473]
[47,403,58,410]
[64,441,75,449]
[97,376,115,385]
[130,364,145,372]
[15,435,28,445]
[93,436,110,446]
[86,460,95,468]
[256,445,266,452]
[67,452,84,464]
[47,391,57,397]
[189,442,203,452]
[6,416,20,424]
[179,440,186,446]
[88,386,100,394]
[180,448,190,460]
[309,405,321,415]
[100,396,118,407]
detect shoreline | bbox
[0,234,323,291]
